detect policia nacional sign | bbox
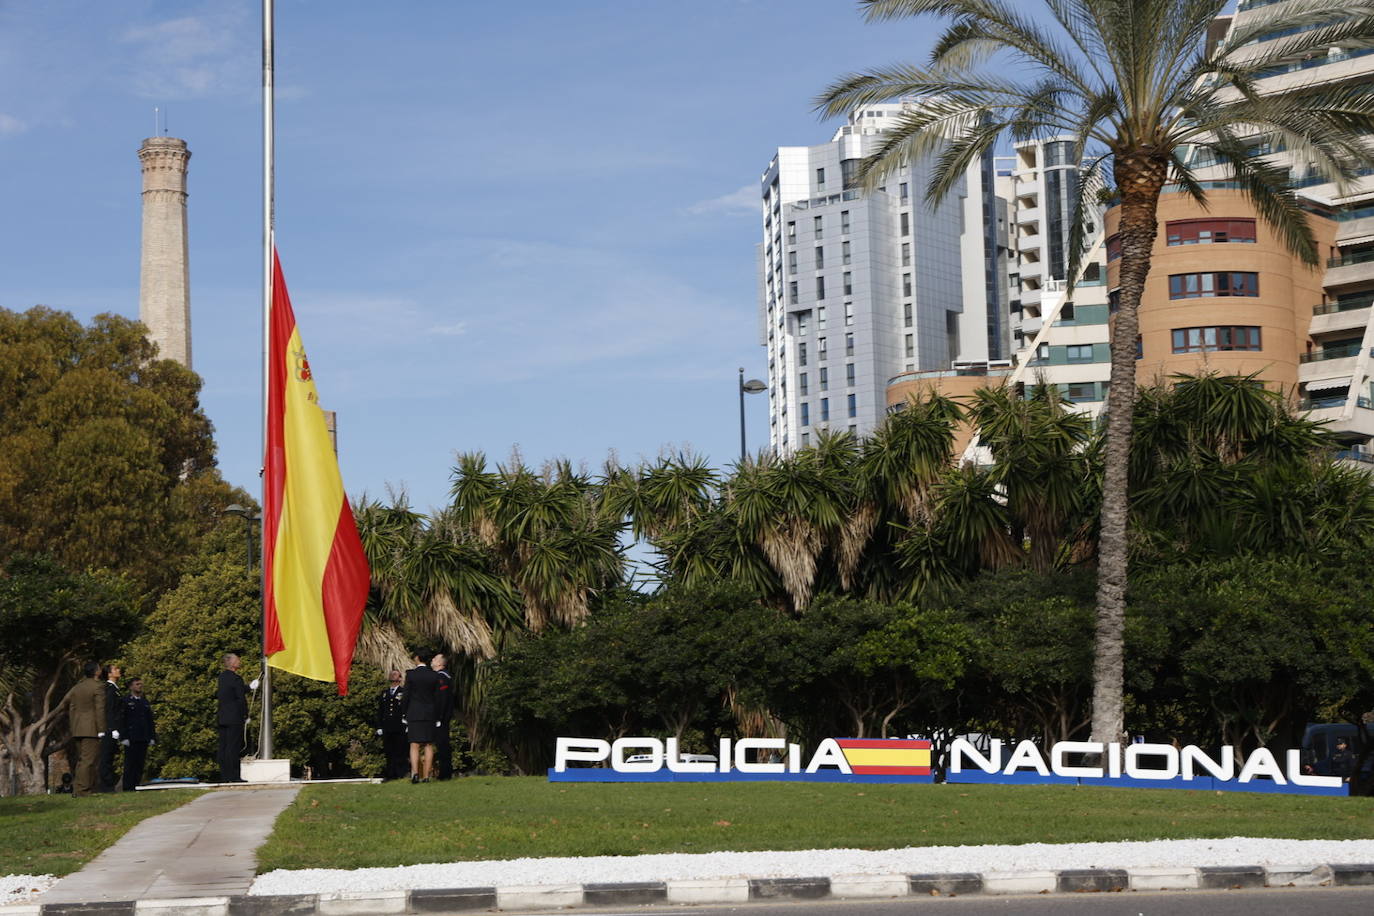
[549,736,1348,796]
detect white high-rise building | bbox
[757,105,1011,453]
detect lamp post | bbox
[738,368,767,462]
[223,504,261,570]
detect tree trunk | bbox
[1090,149,1168,747]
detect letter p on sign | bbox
[554,737,610,772]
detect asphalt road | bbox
[510,886,1374,916]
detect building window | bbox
[841,210,851,233]
[798,342,808,366]
[815,246,824,269]
[899,182,909,201]
[818,337,828,360]
[844,302,854,326]
[816,167,826,188]
[1106,235,1122,261]
[797,310,810,334]
[846,362,856,385]
[842,240,851,265]
[787,221,795,242]
[901,242,911,266]
[801,432,810,447]
[845,332,854,356]
[1167,272,1259,298]
[788,281,798,303]
[799,372,809,395]
[900,212,910,236]
[847,393,857,417]
[814,215,824,238]
[820,397,830,421]
[788,251,797,274]
[1166,219,1257,246]
[843,272,852,296]
[848,424,857,435]
[1061,301,1075,322]
[816,276,826,300]
[1036,342,1050,361]
[903,274,912,297]
[819,367,828,390]
[801,402,810,426]
[1065,383,1098,402]
[817,306,827,328]
[905,334,914,358]
[1108,289,1120,313]
[1171,325,1262,352]
[1066,343,1094,363]
[903,303,912,327]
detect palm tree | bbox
[818,0,1374,744]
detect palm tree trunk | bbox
[1090,150,1168,746]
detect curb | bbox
[9,863,1374,914]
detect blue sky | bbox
[0,0,946,513]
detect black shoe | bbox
[410,774,420,784]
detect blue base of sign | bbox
[548,769,935,783]
[946,772,1347,796]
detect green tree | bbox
[818,0,1374,744]
[0,307,228,598]
[0,554,139,794]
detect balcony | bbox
[1299,344,1372,363]
[1018,231,1042,252]
[1301,395,1370,411]
[1019,315,1044,336]
[1335,448,1374,465]
[1015,205,1042,227]
[1325,249,1374,288]
[1310,300,1373,336]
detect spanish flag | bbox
[263,250,370,695]
[835,739,932,775]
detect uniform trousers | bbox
[217,724,243,782]
[382,731,409,780]
[98,734,120,791]
[123,741,150,791]
[72,737,100,797]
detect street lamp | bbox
[738,368,767,462]
[223,503,262,570]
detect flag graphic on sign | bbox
[834,739,932,775]
[263,250,370,695]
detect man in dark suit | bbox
[121,677,156,791]
[402,649,440,783]
[216,653,248,783]
[373,669,407,780]
[98,664,124,792]
[59,661,106,797]
[432,652,455,780]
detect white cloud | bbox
[684,183,759,217]
[0,113,25,135]
[427,322,468,337]
[119,10,252,100]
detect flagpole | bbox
[259,0,275,762]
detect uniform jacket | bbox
[375,685,406,734]
[436,669,454,724]
[122,694,156,743]
[217,670,248,726]
[104,681,125,733]
[402,664,440,723]
[62,677,106,739]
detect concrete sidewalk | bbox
[37,787,298,903]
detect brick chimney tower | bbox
[137,136,192,367]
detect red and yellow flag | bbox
[264,250,370,695]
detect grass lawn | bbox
[256,777,1374,872]
[0,789,201,876]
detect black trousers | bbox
[218,724,243,782]
[382,731,408,780]
[123,741,149,791]
[98,734,120,791]
[435,723,453,779]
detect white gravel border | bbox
[249,837,1374,896]
[0,875,56,906]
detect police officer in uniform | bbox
[402,649,440,783]
[121,677,156,791]
[99,664,124,791]
[432,653,455,780]
[374,669,407,780]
